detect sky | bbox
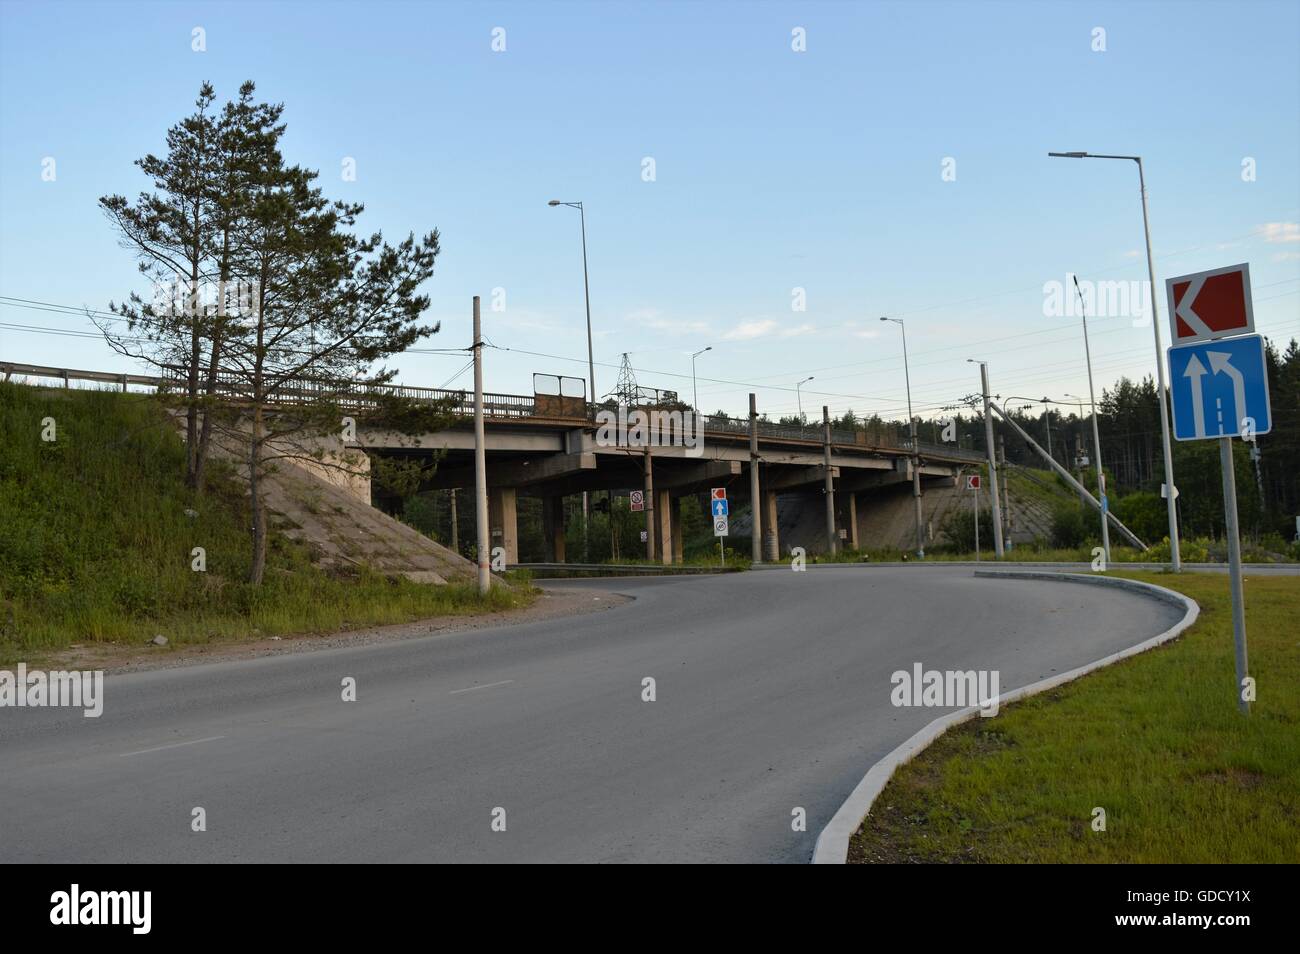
[1,0,1298,424]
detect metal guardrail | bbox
[2,359,986,462]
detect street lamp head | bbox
[547,200,561,206]
[1048,151,1088,158]
[705,346,712,352]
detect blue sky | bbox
[2,0,1297,422]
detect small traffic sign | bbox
[629,490,644,512]
[639,530,648,542]
[711,498,729,518]
[714,515,729,537]
[1169,334,1272,441]
[1167,263,1254,344]
[711,487,727,501]
[965,474,981,490]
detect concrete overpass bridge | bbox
[354,382,985,565]
[3,361,987,565]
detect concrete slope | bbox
[200,420,477,586]
[0,567,1182,863]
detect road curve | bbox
[0,568,1183,863]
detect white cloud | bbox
[628,308,710,335]
[720,319,816,341]
[1256,222,1300,243]
[722,319,778,340]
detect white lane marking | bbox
[449,680,514,695]
[119,735,226,758]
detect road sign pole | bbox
[1219,437,1251,714]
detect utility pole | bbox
[971,360,1004,557]
[749,393,762,564]
[823,405,837,556]
[450,488,459,556]
[999,433,1011,544]
[472,296,491,595]
[1042,401,1053,461]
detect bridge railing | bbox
[3,360,987,461]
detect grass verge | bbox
[848,570,1300,863]
[0,382,533,665]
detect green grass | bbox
[0,383,530,664]
[849,571,1300,863]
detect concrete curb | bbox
[810,570,1200,864]
[750,560,1296,573]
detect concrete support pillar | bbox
[762,489,780,561]
[655,488,673,564]
[488,486,518,566]
[670,497,683,565]
[643,449,655,562]
[542,496,566,563]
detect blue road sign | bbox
[1168,334,1272,441]
[711,498,729,518]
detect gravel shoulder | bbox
[35,585,633,675]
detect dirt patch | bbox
[41,586,633,675]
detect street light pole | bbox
[796,376,814,421]
[1048,152,1181,570]
[549,199,597,561]
[884,317,924,558]
[691,346,712,413]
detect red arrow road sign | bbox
[711,487,727,500]
[1166,263,1254,344]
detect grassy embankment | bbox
[0,382,530,665]
[849,570,1300,863]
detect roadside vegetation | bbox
[849,570,1300,863]
[0,384,530,665]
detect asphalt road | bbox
[0,568,1184,863]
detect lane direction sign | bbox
[711,498,729,517]
[1169,334,1271,441]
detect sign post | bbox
[712,488,728,568]
[966,474,982,561]
[1166,264,1269,714]
[1219,436,1250,714]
